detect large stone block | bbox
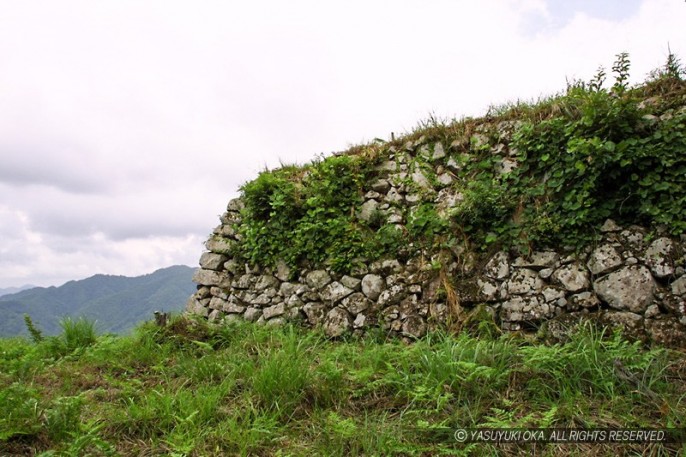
[594,265,655,313]
[199,252,228,271]
[552,263,590,293]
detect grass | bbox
[0,315,684,456]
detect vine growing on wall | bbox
[233,52,686,272]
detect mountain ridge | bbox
[0,265,196,337]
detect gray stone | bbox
[208,309,224,322]
[485,251,509,280]
[375,160,397,173]
[279,282,299,298]
[263,303,285,320]
[478,279,498,301]
[370,259,402,275]
[208,296,226,310]
[446,156,461,172]
[513,251,559,269]
[501,296,552,322]
[371,179,391,193]
[193,269,231,288]
[227,198,244,212]
[266,317,285,327]
[323,307,352,337]
[243,307,262,322]
[597,311,646,342]
[362,274,386,301]
[353,313,366,329]
[411,170,432,190]
[199,252,228,271]
[539,268,554,279]
[286,294,304,308]
[432,142,446,160]
[587,244,623,275]
[671,276,686,296]
[552,263,590,293]
[496,158,518,175]
[341,275,362,290]
[320,281,354,303]
[435,189,463,217]
[341,292,372,314]
[569,291,600,309]
[542,287,565,303]
[223,259,240,275]
[358,199,380,222]
[405,193,422,204]
[644,237,675,278]
[471,133,489,149]
[305,270,332,289]
[205,237,234,255]
[409,284,422,294]
[387,211,403,224]
[645,304,661,319]
[600,219,621,232]
[186,297,209,317]
[210,287,228,300]
[232,274,253,290]
[223,301,246,314]
[275,260,291,282]
[620,228,645,250]
[378,284,407,307]
[385,188,403,203]
[385,274,405,287]
[436,173,453,186]
[402,316,427,338]
[250,293,272,306]
[505,268,543,295]
[302,302,327,325]
[255,275,280,291]
[594,265,656,313]
[196,286,211,299]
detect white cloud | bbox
[0,0,684,287]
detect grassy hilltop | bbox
[1,316,685,456]
[2,54,686,456]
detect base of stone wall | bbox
[187,219,686,348]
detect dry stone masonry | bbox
[187,102,686,347]
[187,201,686,347]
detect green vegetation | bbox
[1,316,684,455]
[239,155,375,273]
[234,53,686,272]
[0,265,195,337]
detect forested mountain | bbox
[0,285,35,298]
[0,265,195,337]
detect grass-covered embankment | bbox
[1,316,684,456]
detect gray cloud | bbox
[0,0,683,288]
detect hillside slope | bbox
[0,265,196,336]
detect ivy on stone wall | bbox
[234,53,686,273]
[238,155,377,273]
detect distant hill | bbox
[0,284,35,298]
[0,265,196,337]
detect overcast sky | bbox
[0,0,684,288]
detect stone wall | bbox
[186,99,686,347]
[186,199,686,346]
